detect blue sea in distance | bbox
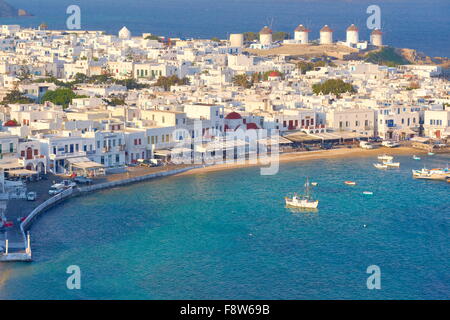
[0,154,449,299]
[2,0,450,57]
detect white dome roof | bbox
[119,26,131,39]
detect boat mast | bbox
[305,177,310,199]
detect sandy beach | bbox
[176,146,425,176]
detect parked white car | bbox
[26,191,37,201]
[49,183,65,195]
[360,141,374,149]
[61,180,77,188]
[382,141,400,148]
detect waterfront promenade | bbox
[0,164,197,261]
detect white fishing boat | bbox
[412,155,421,160]
[383,160,400,167]
[428,152,435,156]
[311,182,318,186]
[377,154,393,161]
[373,163,388,169]
[285,178,319,209]
[412,167,450,180]
[363,191,373,195]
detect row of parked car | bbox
[48,177,93,195]
[360,140,400,149]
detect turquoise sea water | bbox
[0,154,449,299]
[3,0,450,57]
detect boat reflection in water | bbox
[285,206,319,215]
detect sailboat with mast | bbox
[285,178,319,209]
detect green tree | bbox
[296,61,315,74]
[272,32,289,42]
[312,79,356,96]
[107,97,126,106]
[1,90,34,104]
[154,75,190,91]
[145,35,163,42]
[232,74,252,88]
[365,47,408,67]
[296,60,334,74]
[243,32,258,42]
[211,37,221,43]
[41,88,82,109]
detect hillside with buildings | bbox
[0,22,447,184]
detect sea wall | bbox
[78,166,203,193]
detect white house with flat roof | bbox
[326,108,375,137]
[423,109,450,139]
[374,104,421,140]
[82,130,126,168]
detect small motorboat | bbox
[344,181,356,186]
[311,182,318,186]
[428,152,435,156]
[378,154,393,161]
[412,155,421,160]
[373,163,388,169]
[383,161,400,167]
[363,191,373,195]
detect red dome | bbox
[246,123,259,130]
[269,71,281,77]
[371,29,383,35]
[225,111,242,120]
[3,120,18,127]
[347,24,359,32]
[259,26,273,35]
[295,24,310,32]
[320,25,333,33]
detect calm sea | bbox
[2,0,450,57]
[0,154,449,299]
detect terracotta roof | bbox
[295,24,310,32]
[347,24,359,32]
[320,25,333,33]
[371,29,383,35]
[3,120,19,127]
[259,26,273,35]
[225,111,242,120]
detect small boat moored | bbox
[428,152,435,156]
[373,163,388,170]
[344,181,357,186]
[285,178,319,209]
[363,191,373,195]
[413,155,421,160]
[383,160,400,167]
[412,168,450,180]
